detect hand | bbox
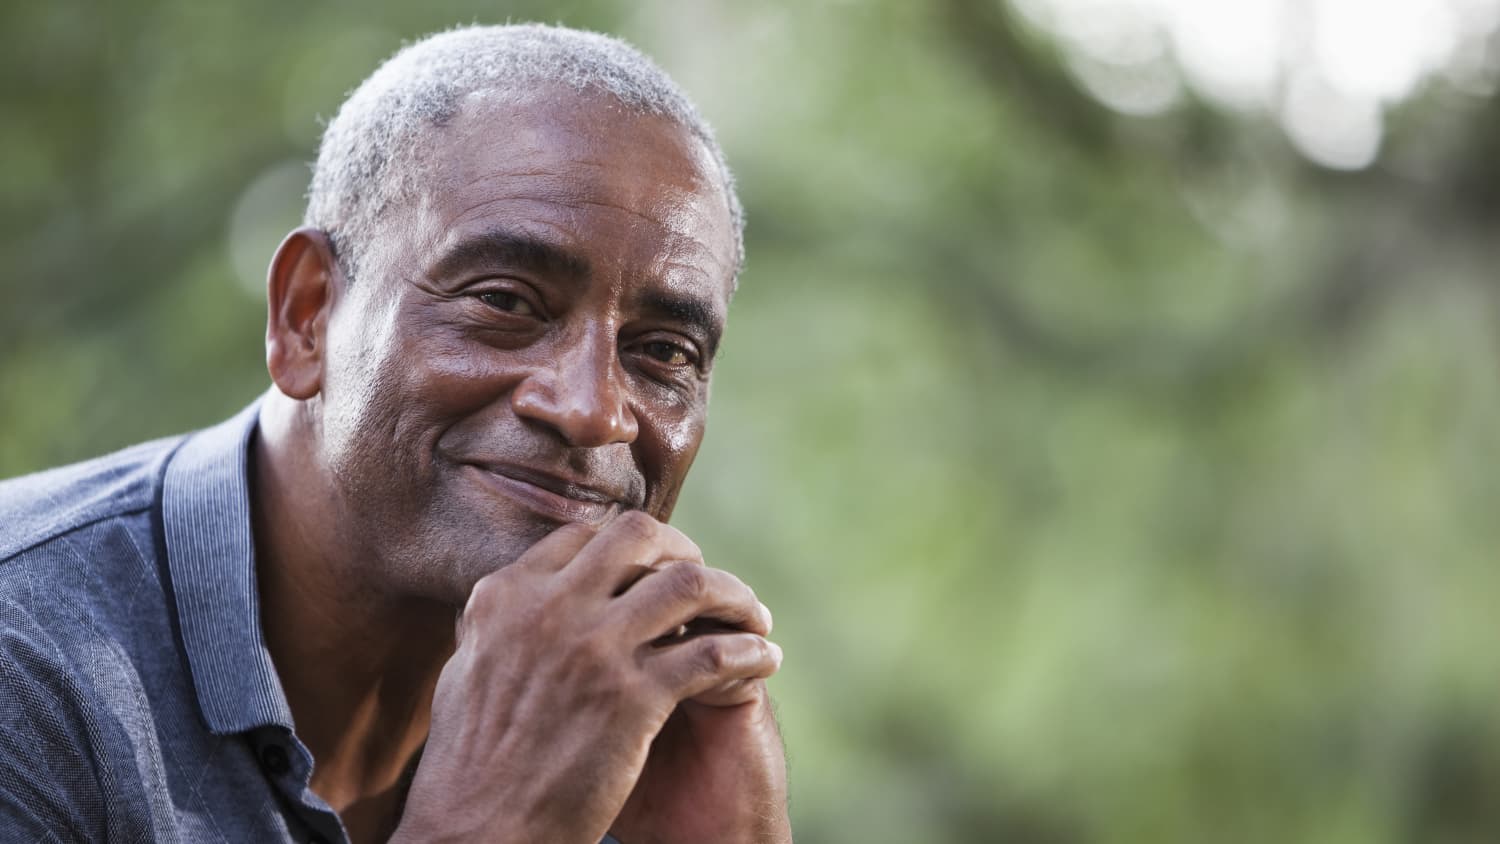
[391,512,782,844]
[610,686,792,844]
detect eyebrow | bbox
[431,227,592,284]
[638,290,724,360]
[432,226,724,358]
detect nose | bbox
[510,327,639,448]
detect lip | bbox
[461,462,626,525]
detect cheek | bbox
[321,302,499,479]
[640,412,705,521]
[320,300,401,456]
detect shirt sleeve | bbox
[0,591,174,844]
[0,611,106,842]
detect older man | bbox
[0,24,789,844]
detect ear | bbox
[265,227,342,400]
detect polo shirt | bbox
[0,401,350,843]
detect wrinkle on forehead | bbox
[441,87,721,186]
[451,92,724,197]
[396,97,737,286]
[441,152,723,230]
[430,191,729,283]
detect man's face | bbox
[314,91,738,604]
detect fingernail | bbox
[760,602,773,634]
[769,641,784,665]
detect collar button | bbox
[259,743,291,776]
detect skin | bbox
[252,89,791,843]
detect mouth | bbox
[461,461,629,526]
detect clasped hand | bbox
[392,512,791,844]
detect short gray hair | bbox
[305,23,744,282]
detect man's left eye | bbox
[641,341,693,366]
[477,290,537,316]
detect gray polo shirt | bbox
[0,402,350,843]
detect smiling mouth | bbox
[461,462,628,525]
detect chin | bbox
[385,509,552,605]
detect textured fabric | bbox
[0,402,345,843]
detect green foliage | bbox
[5,1,1500,841]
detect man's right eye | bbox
[477,290,537,316]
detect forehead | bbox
[395,90,737,300]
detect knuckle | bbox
[756,636,776,666]
[464,573,501,616]
[663,561,708,604]
[661,524,703,562]
[697,637,729,673]
[728,574,756,604]
[613,509,660,542]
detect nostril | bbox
[510,370,638,448]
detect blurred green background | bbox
[6,1,1500,841]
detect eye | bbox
[477,290,537,316]
[641,340,694,367]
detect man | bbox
[0,23,790,844]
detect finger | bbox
[511,522,598,574]
[614,561,772,640]
[607,561,663,598]
[459,523,598,640]
[562,510,703,595]
[643,632,783,703]
[689,677,766,708]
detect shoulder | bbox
[0,436,185,688]
[0,434,189,733]
[0,434,192,716]
[0,438,196,841]
[0,435,185,564]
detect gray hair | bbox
[305,23,744,282]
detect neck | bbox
[251,392,456,841]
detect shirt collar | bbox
[161,397,294,735]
